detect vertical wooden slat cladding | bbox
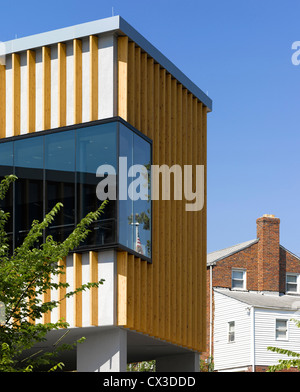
[127,254,135,329]
[58,43,66,127]
[134,257,141,331]
[42,284,51,324]
[58,257,67,323]
[165,73,172,342]
[118,36,128,121]
[159,67,166,340]
[117,37,208,352]
[89,36,98,122]
[12,53,21,136]
[117,251,128,326]
[201,104,207,350]
[134,47,141,130]
[182,88,187,347]
[90,251,98,326]
[146,57,154,337]
[42,46,51,131]
[187,92,193,348]
[140,258,148,332]
[170,78,177,344]
[73,39,82,125]
[192,97,198,349]
[74,253,82,327]
[196,103,203,349]
[27,50,36,133]
[0,64,5,138]
[141,52,148,135]
[176,83,182,345]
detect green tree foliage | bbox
[127,360,156,372]
[0,175,108,372]
[267,319,300,372]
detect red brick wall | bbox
[212,243,259,290]
[253,365,299,372]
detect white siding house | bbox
[214,288,300,372]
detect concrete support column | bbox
[77,328,127,372]
[156,353,200,372]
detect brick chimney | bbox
[256,214,280,292]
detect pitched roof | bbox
[214,288,300,311]
[207,239,300,266]
[207,239,258,266]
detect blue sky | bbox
[1,0,300,254]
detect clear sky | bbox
[1,0,300,255]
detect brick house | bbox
[204,214,300,372]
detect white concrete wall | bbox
[33,249,116,329]
[77,327,127,372]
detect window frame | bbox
[0,116,153,263]
[231,268,247,290]
[286,273,300,294]
[275,318,289,341]
[228,321,235,343]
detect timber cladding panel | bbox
[117,36,207,352]
[0,34,115,137]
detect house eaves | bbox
[214,288,300,312]
[207,239,258,266]
[0,15,212,111]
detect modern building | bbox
[205,214,300,372]
[0,16,212,371]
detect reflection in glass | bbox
[119,124,151,258]
[76,123,117,247]
[0,142,14,251]
[45,131,75,243]
[14,138,43,247]
[132,133,151,257]
[119,125,134,251]
[0,120,152,258]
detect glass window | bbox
[0,120,152,258]
[0,142,14,249]
[232,269,246,290]
[14,137,44,247]
[132,131,151,258]
[45,131,75,242]
[118,124,151,258]
[0,142,13,169]
[228,321,235,342]
[119,125,134,251]
[76,123,117,247]
[286,274,299,293]
[276,319,288,340]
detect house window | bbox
[286,274,300,293]
[275,319,288,340]
[232,269,246,290]
[228,321,235,342]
